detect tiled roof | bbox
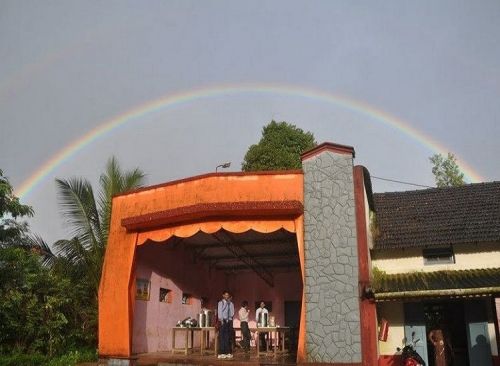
[373,182,500,249]
[372,268,500,300]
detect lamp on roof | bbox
[216,162,231,172]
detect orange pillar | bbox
[98,199,138,357]
[295,216,307,363]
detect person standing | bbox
[217,290,234,359]
[255,301,269,350]
[238,301,251,353]
[428,327,452,366]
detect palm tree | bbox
[53,157,145,296]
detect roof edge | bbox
[122,200,304,231]
[114,169,303,198]
[375,286,500,301]
[301,142,355,161]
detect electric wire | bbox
[371,175,434,188]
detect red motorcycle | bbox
[397,332,426,366]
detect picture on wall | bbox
[136,278,151,301]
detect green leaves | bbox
[429,153,465,187]
[0,160,144,357]
[242,121,317,171]
[98,157,145,244]
[53,157,145,300]
[0,248,69,356]
[0,169,33,247]
[0,169,34,219]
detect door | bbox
[465,300,492,366]
[284,301,301,327]
[404,302,429,366]
[284,301,301,352]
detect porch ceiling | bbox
[144,228,299,287]
[182,228,299,270]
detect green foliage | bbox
[0,159,144,358]
[369,211,380,240]
[371,266,387,291]
[429,153,465,187]
[242,121,317,171]
[0,169,34,246]
[45,349,97,366]
[0,248,69,356]
[54,156,145,297]
[0,349,96,366]
[47,157,145,348]
[0,353,47,366]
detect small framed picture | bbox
[136,278,151,301]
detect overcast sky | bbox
[1,0,499,244]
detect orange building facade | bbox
[99,143,377,365]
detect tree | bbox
[0,169,34,246]
[53,157,145,297]
[429,153,465,187]
[0,171,70,356]
[242,121,317,171]
[0,247,70,356]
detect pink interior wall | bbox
[496,298,500,330]
[228,270,303,329]
[132,241,303,354]
[132,242,226,354]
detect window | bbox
[182,293,192,305]
[423,247,455,265]
[159,288,172,303]
[201,297,209,308]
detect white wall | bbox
[372,242,500,274]
[377,302,405,355]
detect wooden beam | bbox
[185,238,297,249]
[203,252,298,261]
[216,262,300,271]
[212,231,275,287]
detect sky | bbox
[1,0,499,245]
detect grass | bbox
[0,349,97,366]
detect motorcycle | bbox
[397,332,426,366]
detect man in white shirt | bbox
[255,301,269,350]
[217,290,234,359]
[238,301,251,352]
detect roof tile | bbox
[373,182,500,249]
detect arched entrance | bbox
[131,228,302,354]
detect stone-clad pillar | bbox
[301,142,361,364]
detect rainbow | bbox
[15,83,485,199]
[1,22,120,100]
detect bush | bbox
[0,247,99,355]
[0,349,97,366]
[0,353,47,366]
[45,349,97,366]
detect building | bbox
[98,141,499,365]
[372,182,500,366]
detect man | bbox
[255,301,269,350]
[238,301,251,353]
[217,290,234,359]
[428,325,452,366]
